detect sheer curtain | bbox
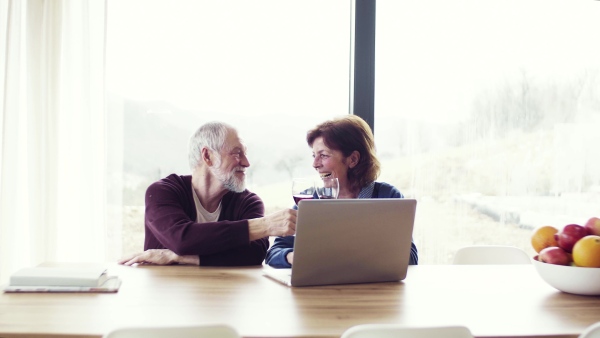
[0,0,113,283]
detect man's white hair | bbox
[188,121,235,170]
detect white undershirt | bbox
[192,186,222,223]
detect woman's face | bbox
[311,136,351,184]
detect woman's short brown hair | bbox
[307,115,380,192]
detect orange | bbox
[572,235,600,268]
[531,225,559,253]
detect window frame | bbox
[351,0,376,132]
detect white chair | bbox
[452,245,531,265]
[103,324,240,338]
[580,322,600,338]
[341,324,474,338]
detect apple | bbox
[554,224,589,253]
[538,246,572,266]
[584,217,600,236]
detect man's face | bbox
[210,130,250,193]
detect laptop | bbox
[263,198,417,287]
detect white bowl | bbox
[532,259,600,296]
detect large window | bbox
[107,0,351,256]
[108,0,600,264]
[375,0,600,263]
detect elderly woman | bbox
[265,115,418,268]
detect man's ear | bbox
[201,147,213,166]
[347,151,360,169]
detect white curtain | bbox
[0,0,114,283]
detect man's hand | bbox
[286,252,294,265]
[118,249,200,266]
[248,208,297,241]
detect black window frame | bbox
[350,0,376,133]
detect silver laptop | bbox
[263,198,417,287]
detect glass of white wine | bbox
[315,177,339,199]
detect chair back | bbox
[580,322,600,338]
[341,324,474,338]
[453,245,531,265]
[103,324,240,338]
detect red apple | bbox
[554,224,589,253]
[584,217,600,236]
[538,246,572,266]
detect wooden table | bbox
[1,264,599,338]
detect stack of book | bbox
[3,266,121,293]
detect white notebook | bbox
[3,266,121,293]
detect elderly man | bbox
[119,121,296,266]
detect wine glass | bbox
[292,177,316,206]
[315,177,339,199]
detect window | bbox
[375,0,600,263]
[107,0,351,256]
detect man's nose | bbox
[240,154,250,167]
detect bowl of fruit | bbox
[531,217,600,296]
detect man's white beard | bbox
[211,166,246,193]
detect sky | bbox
[375,0,600,123]
[106,0,350,120]
[106,0,600,131]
